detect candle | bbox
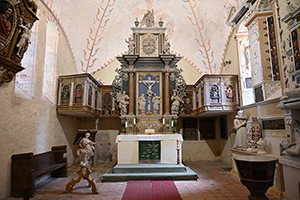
[133,118,136,124]
[125,121,127,128]
[171,121,174,127]
[177,138,179,148]
[163,118,165,124]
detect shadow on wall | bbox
[57,114,80,164]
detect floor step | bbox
[113,164,187,173]
[101,163,198,182]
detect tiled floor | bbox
[7,161,281,200]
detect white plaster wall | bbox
[177,59,201,85]
[221,28,239,75]
[0,0,293,199]
[182,140,220,161]
[92,59,120,84]
[0,1,79,199]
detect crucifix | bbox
[139,76,158,113]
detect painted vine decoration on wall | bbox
[81,0,116,72]
[183,0,217,74]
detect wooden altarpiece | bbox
[0,0,38,86]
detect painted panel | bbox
[136,72,162,116]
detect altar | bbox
[116,134,182,164]
[110,10,186,168]
[100,12,198,182]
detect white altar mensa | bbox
[116,134,183,164]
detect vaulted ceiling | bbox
[42,0,239,82]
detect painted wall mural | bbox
[45,0,236,79]
[183,0,215,74]
[81,0,116,72]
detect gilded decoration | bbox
[267,16,280,81]
[140,33,158,57]
[137,119,162,132]
[102,93,112,116]
[265,82,281,99]
[74,83,84,104]
[257,0,272,12]
[182,92,193,115]
[61,83,71,105]
[0,0,38,86]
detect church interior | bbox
[1,0,300,199]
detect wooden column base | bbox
[65,164,98,194]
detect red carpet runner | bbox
[122,180,182,200]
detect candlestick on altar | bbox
[176,137,180,164]
[177,147,180,165]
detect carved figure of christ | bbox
[139,77,158,111]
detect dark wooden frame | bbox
[11,145,67,197]
[220,116,228,139]
[199,118,215,139]
[182,117,198,140]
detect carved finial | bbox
[286,0,294,14]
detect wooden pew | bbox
[11,145,67,197]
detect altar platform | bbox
[101,133,198,182]
[101,163,198,182]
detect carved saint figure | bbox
[171,90,183,115]
[0,7,12,36]
[138,93,146,110]
[163,38,170,54]
[77,132,97,165]
[16,18,31,56]
[152,93,160,111]
[233,110,248,150]
[125,36,135,54]
[117,91,129,116]
[140,10,154,27]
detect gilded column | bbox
[128,69,135,114]
[164,69,171,114]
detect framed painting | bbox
[0,0,17,50]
